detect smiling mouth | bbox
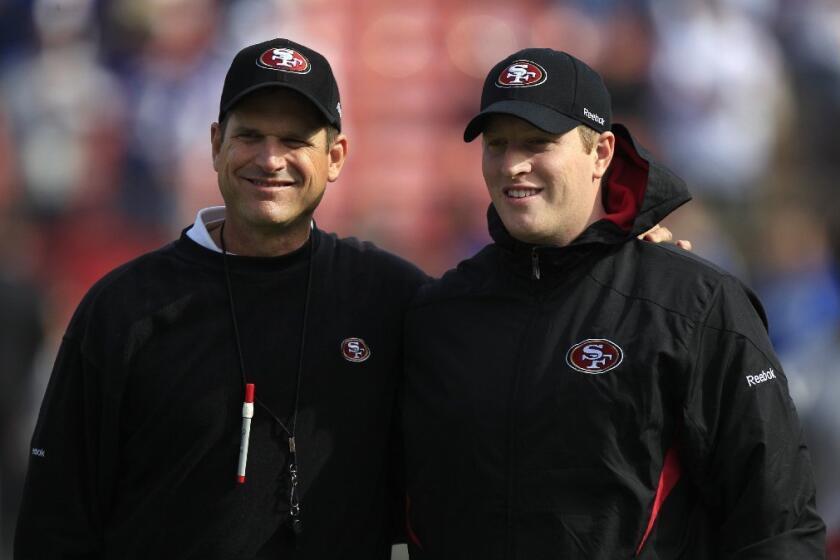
[244,177,295,188]
[504,187,542,199]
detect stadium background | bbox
[1,0,839,557]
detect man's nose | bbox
[500,146,531,177]
[255,139,287,172]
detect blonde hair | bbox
[576,125,599,154]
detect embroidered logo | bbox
[31,447,45,458]
[496,60,548,88]
[566,339,623,374]
[256,47,311,74]
[341,338,371,363]
[746,367,776,387]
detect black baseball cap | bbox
[463,48,611,142]
[219,38,342,130]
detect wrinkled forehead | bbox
[225,87,327,127]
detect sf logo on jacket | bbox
[566,338,624,374]
[341,337,371,363]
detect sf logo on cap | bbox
[566,339,623,374]
[341,338,371,363]
[257,47,311,74]
[496,60,547,88]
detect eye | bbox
[484,138,506,152]
[235,130,261,141]
[526,137,551,149]
[284,137,310,148]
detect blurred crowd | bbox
[1,0,839,557]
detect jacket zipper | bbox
[505,293,543,558]
[504,247,541,555]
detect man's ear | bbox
[211,122,222,172]
[327,133,349,182]
[593,131,615,181]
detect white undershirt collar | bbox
[186,206,226,253]
[186,206,314,255]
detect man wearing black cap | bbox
[402,49,825,558]
[15,38,427,559]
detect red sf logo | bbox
[566,339,623,374]
[496,60,547,87]
[341,338,371,363]
[257,48,311,74]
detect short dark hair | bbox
[325,125,338,148]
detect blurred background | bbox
[1,0,839,557]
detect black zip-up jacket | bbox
[15,226,428,559]
[403,126,825,559]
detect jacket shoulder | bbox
[596,241,766,327]
[329,233,430,287]
[67,243,181,332]
[410,244,498,308]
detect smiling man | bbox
[481,114,609,248]
[15,39,427,559]
[402,48,826,559]
[210,87,343,256]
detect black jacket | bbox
[15,227,428,559]
[403,126,825,559]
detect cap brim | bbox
[463,100,579,142]
[220,83,340,130]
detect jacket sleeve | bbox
[679,276,826,558]
[14,332,114,559]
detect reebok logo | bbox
[746,367,776,388]
[583,107,604,126]
[31,447,45,458]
